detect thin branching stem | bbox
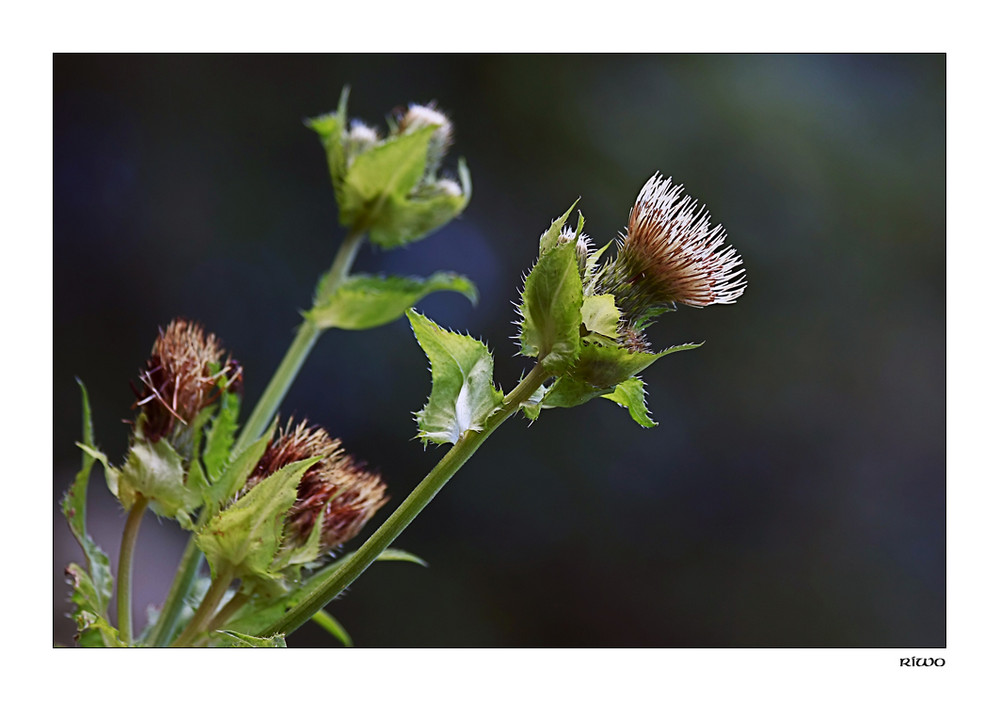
[116,496,149,645]
[232,227,366,457]
[205,591,250,633]
[171,564,237,647]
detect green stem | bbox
[149,228,366,646]
[171,564,237,647]
[231,227,365,457]
[145,511,210,647]
[206,591,250,632]
[116,496,148,645]
[259,363,551,638]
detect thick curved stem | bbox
[259,363,551,638]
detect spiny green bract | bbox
[515,203,704,428]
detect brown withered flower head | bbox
[131,319,242,444]
[599,173,746,326]
[248,420,389,552]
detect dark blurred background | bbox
[53,54,944,647]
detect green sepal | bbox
[202,389,241,483]
[541,376,608,409]
[366,158,471,248]
[601,377,657,428]
[582,240,613,295]
[308,271,478,330]
[62,380,113,614]
[311,609,353,647]
[518,236,583,374]
[203,424,276,514]
[65,563,124,647]
[208,631,287,648]
[306,86,350,204]
[544,342,701,409]
[339,126,434,234]
[581,294,621,339]
[196,457,319,581]
[571,341,701,390]
[538,199,579,255]
[272,492,330,572]
[407,309,504,446]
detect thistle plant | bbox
[60,87,745,647]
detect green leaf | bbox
[119,439,199,521]
[581,294,621,338]
[65,563,124,647]
[202,389,241,483]
[602,377,657,428]
[366,180,470,249]
[209,631,287,648]
[518,240,583,373]
[308,272,477,330]
[306,86,350,203]
[197,458,318,580]
[62,380,113,614]
[538,199,579,255]
[366,548,429,567]
[407,309,504,446]
[311,609,353,646]
[340,126,434,230]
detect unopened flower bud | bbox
[132,319,241,445]
[434,178,462,198]
[398,103,453,178]
[598,173,746,325]
[248,420,388,551]
[344,120,379,167]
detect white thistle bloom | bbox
[612,172,746,310]
[399,104,453,144]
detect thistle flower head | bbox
[132,319,241,443]
[248,420,389,552]
[599,173,746,324]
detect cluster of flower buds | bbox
[307,88,470,249]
